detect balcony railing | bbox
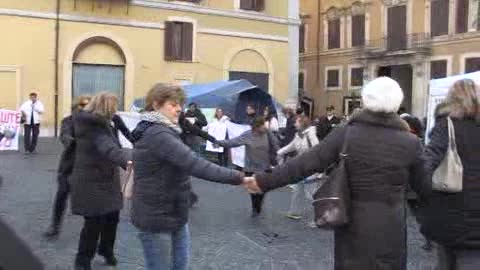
[360,33,432,55]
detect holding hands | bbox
[242,176,262,194]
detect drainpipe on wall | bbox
[53,0,60,137]
[316,0,321,85]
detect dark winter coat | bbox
[180,109,208,147]
[255,110,431,270]
[131,121,243,233]
[316,115,341,140]
[112,114,134,143]
[69,111,131,217]
[178,112,216,144]
[281,114,297,147]
[57,115,75,176]
[421,112,480,249]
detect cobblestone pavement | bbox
[0,138,437,270]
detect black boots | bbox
[74,260,92,270]
[98,251,118,266]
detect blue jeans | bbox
[137,224,191,270]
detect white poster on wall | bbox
[0,109,22,151]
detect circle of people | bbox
[38,76,479,270]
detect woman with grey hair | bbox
[243,77,431,270]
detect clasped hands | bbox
[241,176,263,194]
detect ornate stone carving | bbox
[383,0,408,7]
[326,7,341,20]
[351,2,366,15]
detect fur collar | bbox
[349,109,410,131]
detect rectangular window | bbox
[300,24,306,53]
[466,58,480,73]
[299,72,305,90]
[430,60,448,79]
[327,69,340,88]
[165,21,193,61]
[350,67,364,87]
[328,19,341,49]
[387,5,407,51]
[351,15,365,47]
[240,0,265,12]
[431,0,449,37]
[456,0,469,34]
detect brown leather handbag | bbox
[312,128,351,229]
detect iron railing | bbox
[361,33,432,53]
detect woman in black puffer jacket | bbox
[69,93,132,270]
[421,79,480,270]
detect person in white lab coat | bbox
[20,92,45,153]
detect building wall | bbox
[0,0,299,136]
[301,0,480,118]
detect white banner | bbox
[117,112,141,149]
[0,109,22,151]
[205,121,228,153]
[225,122,250,168]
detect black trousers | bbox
[246,172,265,213]
[76,211,119,264]
[217,151,228,167]
[50,172,70,229]
[24,124,40,152]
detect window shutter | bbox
[181,22,193,61]
[466,58,480,73]
[298,73,305,89]
[430,60,447,79]
[164,21,175,61]
[431,0,449,37]
[328,19,341,49]
[387,5,407,50]
[456,0,469,34]
[352,15,365,47]
[351,68,363,87]
[299,24,305,53]
[254,0,265,12]
[327,70,339,87]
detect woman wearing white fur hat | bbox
[246,77,431,270]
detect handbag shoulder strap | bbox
[447,117,459,151]
[340,125,350,156]
[306,132,313,148]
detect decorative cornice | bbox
[199,28,288,42]
[382,0,409,7]
[132,0,301,26]
[0,8,288,42]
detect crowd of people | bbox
[1,75,479,270]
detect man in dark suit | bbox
[315,105,341,140]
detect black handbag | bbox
[312,128,351,229]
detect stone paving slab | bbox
[0,138,436,269]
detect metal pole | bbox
[53,0,60,137]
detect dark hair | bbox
[251,116,266,129]
[29,92,38,97]
[188,102,197,108]
[145,83,185,112]
[263,106,276,121]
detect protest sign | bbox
[0,109,22,151]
